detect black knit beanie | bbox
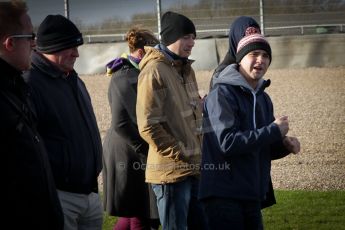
[235,33,272,64]
[160,11,196,46]
[36,15,83,54]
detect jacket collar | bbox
[31,50,76,79]
[0,57,24,90]
[156,44,195,65]
[213,63,270,94]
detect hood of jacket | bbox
[212,63,270,94]
[139,44,194,73]
[106,53,140,76]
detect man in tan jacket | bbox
[136,11,206,230]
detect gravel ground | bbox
[81,67,345,191]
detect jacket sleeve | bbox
[270,140,290,160]
[136,68,184,161]
[109,75,148,156]
[204,85,283,157]
[263,93,291,160]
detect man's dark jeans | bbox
[201,197,263,230]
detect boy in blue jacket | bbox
[199,29,300,229]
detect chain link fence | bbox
[76,0,345,43]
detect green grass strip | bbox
[102,190,345,230]
[263,190,345,230]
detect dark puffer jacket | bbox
[23,52,102,194]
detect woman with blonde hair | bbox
[102,27,160,230]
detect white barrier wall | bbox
[267,34,345,69]
[75,34,345,75]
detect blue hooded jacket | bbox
[199,64,289,202]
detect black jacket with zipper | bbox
[23,51,102,194]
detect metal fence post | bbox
[64,0,69,19]
[156,0,162,40]
[260,0,265,35]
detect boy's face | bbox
[239,49,270,89]
[167,33,195,58]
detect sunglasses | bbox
[9,32,36,41]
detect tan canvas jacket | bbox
[136,46,203,184]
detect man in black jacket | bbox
[24,15,103,230]
[1,1,63,229]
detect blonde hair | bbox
[126,27,159,53]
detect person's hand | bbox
[274,115,289,137]
[283,136,301,154]
[176,142,193,163]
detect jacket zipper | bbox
[251,91,257,129]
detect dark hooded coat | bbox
[102,56,159,219]
[199,64,290,208]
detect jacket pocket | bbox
[44,136,70,184]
